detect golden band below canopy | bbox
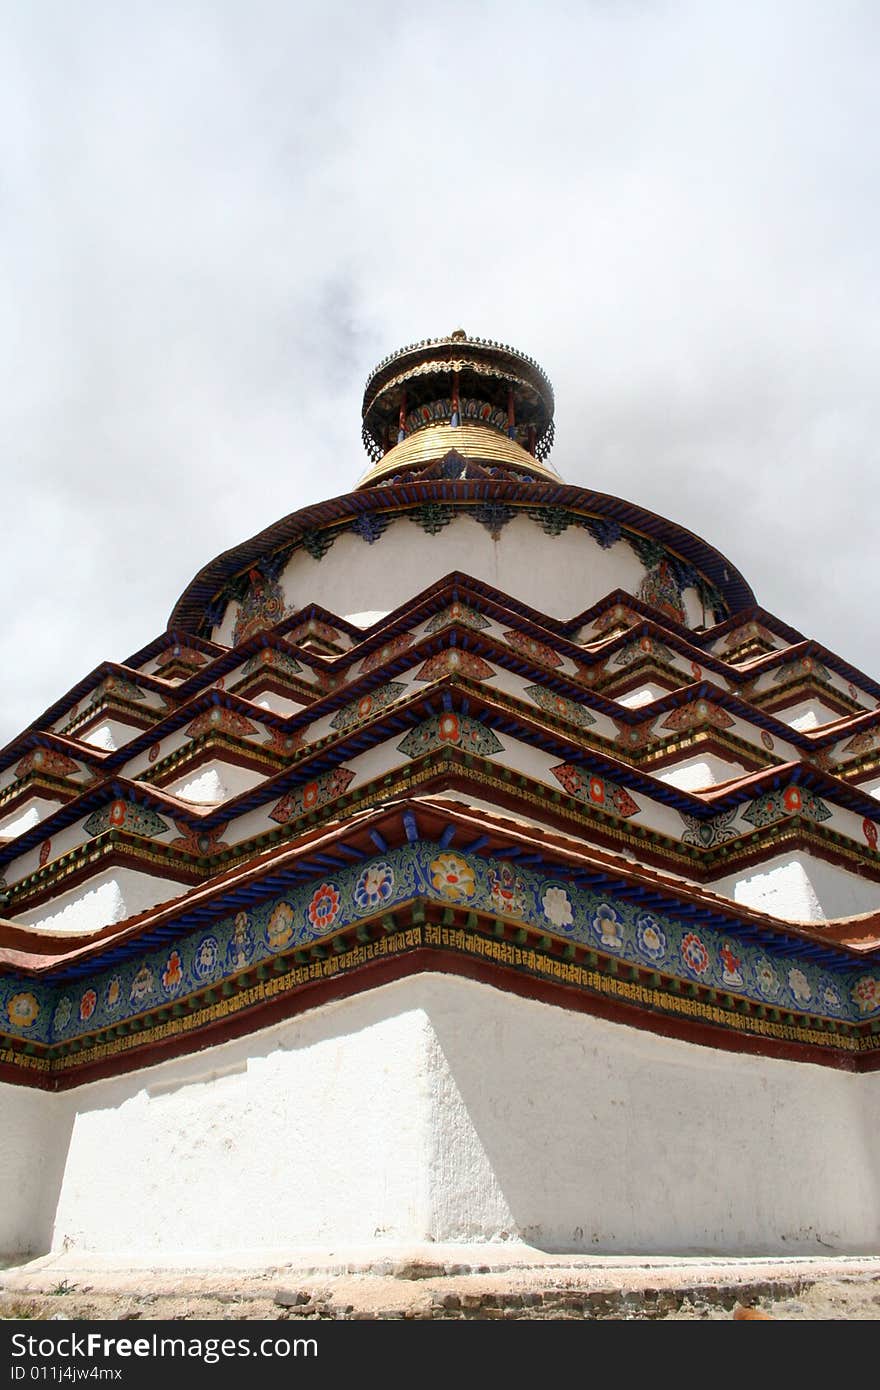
[357,422,561,488]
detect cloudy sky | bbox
[2,0,879,744]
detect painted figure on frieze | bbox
[226,912,255,971]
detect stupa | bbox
[3,330,880,1260]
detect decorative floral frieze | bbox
[613,719,655,752]
[286,618,341,646]
[315,668,344,694]
[350,513,390,545]
[528,506,575,536]
[723,622,778,652]
[91,674,146,704]
[169,820,230,857]
[592,605,641,635]
[83,800,170,839]
[0,842,873,1055]
[583,518,622,550]
[502,630,563,669]
[613,636,674,667]
[842,728,880,757]
[269,766,356,825]
[679,807,739,848]
[360,632,415,676]
[523,685,596,729]
[262,728,306,757]
[397,712,503,759]
[15,747,81,781]
[240,648,302,679]
[300,530,334,561]
[329,682,409,733]
[772,656,832,685]
[186,707,258,740]
[741,786,832,829]
[7,992,39,1030]
[408,503,454,535]
[852,977,880,1015]
[415,650,494,682]
[549,763,640,818]
[661,700,735,733]
[636,559,686,625]
[471,502,514,538]
[155,645,206,672]
[424,603,491,635]
[233,568,289,644]
[428,851,476,901]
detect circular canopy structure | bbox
[359,329,557,483]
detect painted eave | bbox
[167,479,757,634]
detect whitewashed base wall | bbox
[2,974,879,1260]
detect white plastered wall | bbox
[0,799,64,839]
[4,990,435,1259]
[215,517,654,643]
[776,698,845,732]
[617,683,674,708]
[165,760,265,804]
[3,974,880,1259]
[14,867,186,935]
[0,1083,70,1256]
[654,753,749,790]
[712,850,879,922]
[75,719,141,753]
[418,976,880,1253]
[249,692,305,717]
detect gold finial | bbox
[450,328,467,341]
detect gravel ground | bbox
[2,1252,880,1319]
